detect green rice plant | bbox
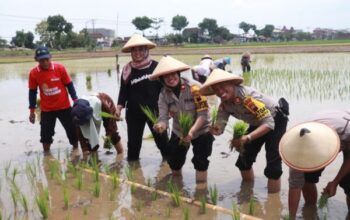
[107,69,111,75]
[147,177,152,187]
[67,161,77,177]
[230,120,249,153]
[94,167,100,183]
[4,161,11,177]
[36,192,49,219]
[282,214,290,220]
[11,167,19,182]
[102,136,113,151]
[93,181,100,197]
[166,207,171,217]
[166,178,174,193]
[43,187,49,201]
[130,184,136,194]
[124,166,134,181]
[183,207,189,220]
[85,75,92,82]
[100,112,119,120]
[232,202,241,220]
[103,164,111,174]
[111,171,119,190]
[140,105,158,124]
[19,193,29,212]
[83,206,88,215]
[248,197,256,215]
[151,191,158,201]
[10,189,18,209]
[200,196,207,214]
[109,191,116,201]
[48,160,60,180]
[209,184,218,205]
[136,200,143,212]
[63,187,69,209]
[171,184,181,207]
[318,194,329,209]
[210,106,219,126]
[178,112,194,147]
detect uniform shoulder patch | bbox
[191,85,208,112]
[243,96,271,120]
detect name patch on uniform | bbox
[191,85,208,112]
[243,96,270,120]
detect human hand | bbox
[209,125,221,135]
[323,181,338,198]
[115,105,123,118]
[29,112,35,124]
[153,122,166,133]
[182,131,193,143]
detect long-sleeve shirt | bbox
[117,60,162,114]
[158,79,210,139]
[216,85,279,134]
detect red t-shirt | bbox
[28,62,72,112]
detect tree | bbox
[259,24,275,38]
[151,17,164,37]
[11,30,35,48]
[214,26,233,41]
[132,16,153,35]
[46,15,73,49]
[171,15,189,33]
[239,22,253,34]
[0,37,7,48]
[35,20,55,48]
[166,33,183,46]
[198,18,218,40]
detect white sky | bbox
[1,0,349,41]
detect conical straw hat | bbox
[121,34,156,53]
[199,69,243,96]
[279,122,340,172]
[149,56,190,80]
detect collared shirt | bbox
[28,62,72,112]
[158,79,210,139]
[216,85,278,133]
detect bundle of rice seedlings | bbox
[100,111,122,121]
[102,136,113,150]
[210,106,219,126]
[140,105,158,124]
[230,120,249,153]
[318,194,329,209]
[178,112,194,147]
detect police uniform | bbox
[216,85,288,179]
[289,110,350,196]
[158,79,214,171]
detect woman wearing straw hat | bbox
[241,51,251,72]
[279,110,350,218]
[150,56,214,183]
[200,69,289,193]
[116,34,168,161]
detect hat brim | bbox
[200,77,243,96]
[121,44,155,53]
[149,66,190,80]
[36,54,51,60]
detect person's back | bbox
[241,52,251,72]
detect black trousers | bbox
[167,132,214,171]
[40,107,77,146]
[126,110,169,161]
[235,112,288,179]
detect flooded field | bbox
[0,53,349,219]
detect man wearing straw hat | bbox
[279,110,350,218]
[116,34,168,161]
[150,55,214,183]
[200,69,289,193]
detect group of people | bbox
[28,34,349,219]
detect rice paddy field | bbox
[0,53,349,219]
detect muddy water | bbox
[0,53,349,219]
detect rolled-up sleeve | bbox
[157,92,169,126]
[216,106,230,135]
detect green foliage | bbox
[47,15,73,49]
[103,136,113,150]
[248,197,256,215]
[171,15,189,32]
[178,112,194,139]
[36,189,49,219]
[210,106,218,126]
[200,196,207,214]
[209,184,218,205]
[63,187,69,209]
[140,105,158,124]
[198,18,218,38]
[183,207,189,220]
[232,203,241,220]
[230,121,249,152]
[318,194,329,209]
[93,181,100,197]
[11,30,35,49]
[171,184,181,207]
[132,16,153,33]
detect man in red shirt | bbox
[28,46,78,152]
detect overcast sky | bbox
[1,0,349,41]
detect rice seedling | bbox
[94,168,100,183]
[318,194,329,209]
[147,177,152,187]
[151,191,158,201]
[103,136,113,152]
[232,202,241,220]
[140,105,158,124]
[63,187,69,209]
[10,189,18,209]
[85,75,92,82]
[282,214,290,220]
[210,106,219,126]
[11,167,19,182]
[200,196,207,214]
[36,193,49,219]
[166,178,174,193]
[109,191,116,201]
[43,187,50,201]
[136,200,143,212]
[178,112,194,147]
[93,181,100,197]
[171,184,181,207]
[107,69,111,75]
[83,206,88,215]
[130,183,136,194]
[183,207,189,220]
[100,112,119,120]
[166,207,171,217]
[4,161,11,177]
[67,161,77,177]
[209,184,218,205]
[19,193,29,212]
[111,171,119,190]
[124,166,134,181]
[230,120,249,153]
[248,197,256,215]
[103,163,111,174]
[48,160,60,180]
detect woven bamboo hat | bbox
[279,122,340,172]
[121,34,156,53]
[150,56,190,80]
[199,69,244,96]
